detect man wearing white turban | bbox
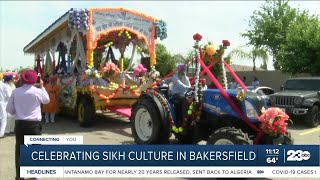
[4,74,16,134]
[0,73,10,138]
[171,64,191,97]
[171,64,191,122]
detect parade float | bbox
[22,7,293,145]
[23,8,167,126]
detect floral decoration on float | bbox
[133,64,148,85]
[258,107,292,138]
[100,62,120,82]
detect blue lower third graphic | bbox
[20,145,319,167]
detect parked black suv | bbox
[269,77,320,127]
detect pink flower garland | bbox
[133,64,147,77]
[101,62,120,77]
[258,107,290,136]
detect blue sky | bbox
[0,1,319,71]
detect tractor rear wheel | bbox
[77,97,95,127]
[131,98,164,144]
[207,127,252,145]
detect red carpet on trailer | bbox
[107,106,132,118]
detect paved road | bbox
[0,111,319,180]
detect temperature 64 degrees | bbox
[266,157,278,163]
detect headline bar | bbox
[20,145,319,166]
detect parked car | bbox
[269,77,320,127]
[239,86,275,96]
[237,86,275,105]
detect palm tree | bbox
[228,47,268,71]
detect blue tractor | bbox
[130,86,293,145]
[130,37,293,145]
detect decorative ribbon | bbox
[160,58,193,81]
[200,60,217,76]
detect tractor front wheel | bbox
[207,127,252,145]
[131,98,163,144]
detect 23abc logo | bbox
[287,150,311,161]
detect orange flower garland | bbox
[86,7,159,68]
[86,9,94,68]
[130,89,141,97]
[148,79,161,89]
[91,27,151,55]
[89,85,119,103]
[150,25,156,66]
[89,83,141,103]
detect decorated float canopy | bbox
[23,7,167,68]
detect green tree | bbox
[242,0,297,69]
[228,47,268,71]
[276,11,320,75]
[155,43,175,77]
[171,54,187,65]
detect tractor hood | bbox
[202,89,266,117]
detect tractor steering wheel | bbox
[185,87,195,99]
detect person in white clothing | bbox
[200,79,207,90]
[4,74,16,134]
[252,76,260,88]
[228,78,238,89]
[0,73,10,138]
[171,64,191,122]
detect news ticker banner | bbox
[21,166,319,178]
[19,136,319,179]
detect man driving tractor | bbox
[171,64,191,123]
